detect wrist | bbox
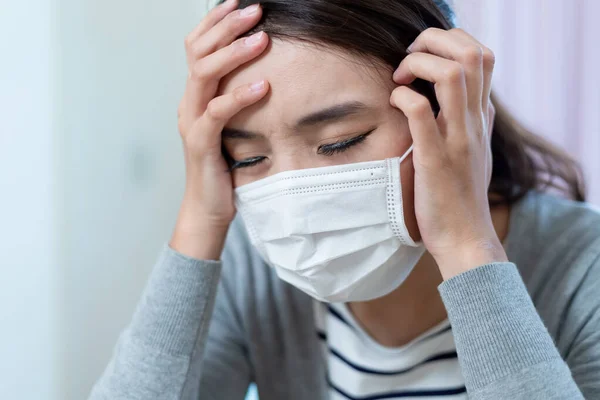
[434,237,508,280]
[170,224,229,261]
[170,205,232,261]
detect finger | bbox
[485,102,495,187]
[197,80,270,149]
[488,101,496,134]
[449,28,495,110]
[181,31,269,127]
[184,0,239,57]
[393,52,467,131]
[390,86,442,152]
[192,31,268,81]
[398,27,483,113]
[486,101,496,140]
[189,3,263,66]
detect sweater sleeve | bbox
[438,262,585,400]
[88,243,249,400]
[562,249,600,398]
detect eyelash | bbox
[229,129,375,170]
[317,129,374,156]
[230,156,265,171]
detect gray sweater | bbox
[89,191,600,399]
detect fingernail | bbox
[244,31,263,46]
[407,43,415,53]
[250,80,265,93]
[240,3,260,16]
[223,0,236,7]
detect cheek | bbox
[368,109,412,158]
[232,172,256,188]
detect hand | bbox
[390,28,507,279]
[170,0,270,260]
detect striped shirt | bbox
[314,301,466,400]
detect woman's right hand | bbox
[170,0,270,260]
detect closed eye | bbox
[226,129,375,170]
[228,155,266,171]
[317,129,375,156]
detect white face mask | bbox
[234,146,424,303]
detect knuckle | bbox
[186,38,211,62]
[233,86,248,103]
[184,38,202,60]
[389,88,402,107]
[482,47,496,69]
[190,61,209,82]
[391,85,405,98]
[443,63,465,84]
[186,42,200,61]
[184,35,194,50]
[415,28,434,44]
[205,100,224,121]
[423,27,441,38]
[419,28,432,41]
[488,102,496,120]
[408,97,432,117]
[403,53,416,63]
[232,37,250,53]
[461,46,483,65]
[225,9,242,22]
[177,118,188,136]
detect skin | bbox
[171,0,510,347]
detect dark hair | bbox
[218,0,586,205]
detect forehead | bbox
[218,40,393,126]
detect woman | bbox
[90,0,600,399]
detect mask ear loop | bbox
[399,144,414,164]
[387,144,419,246]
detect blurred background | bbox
[1,0,598,399]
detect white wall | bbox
[1,0,208,398]
[56,0,207,398]
[0,0,58,398]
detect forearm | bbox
[89,244,222,400]
[439,262,583,399]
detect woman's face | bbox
[219,39,420,240]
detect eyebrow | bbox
[221,127,260,140]
[221,101,372,140]
[295,101,371,128]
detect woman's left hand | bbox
[390,28,507,280]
